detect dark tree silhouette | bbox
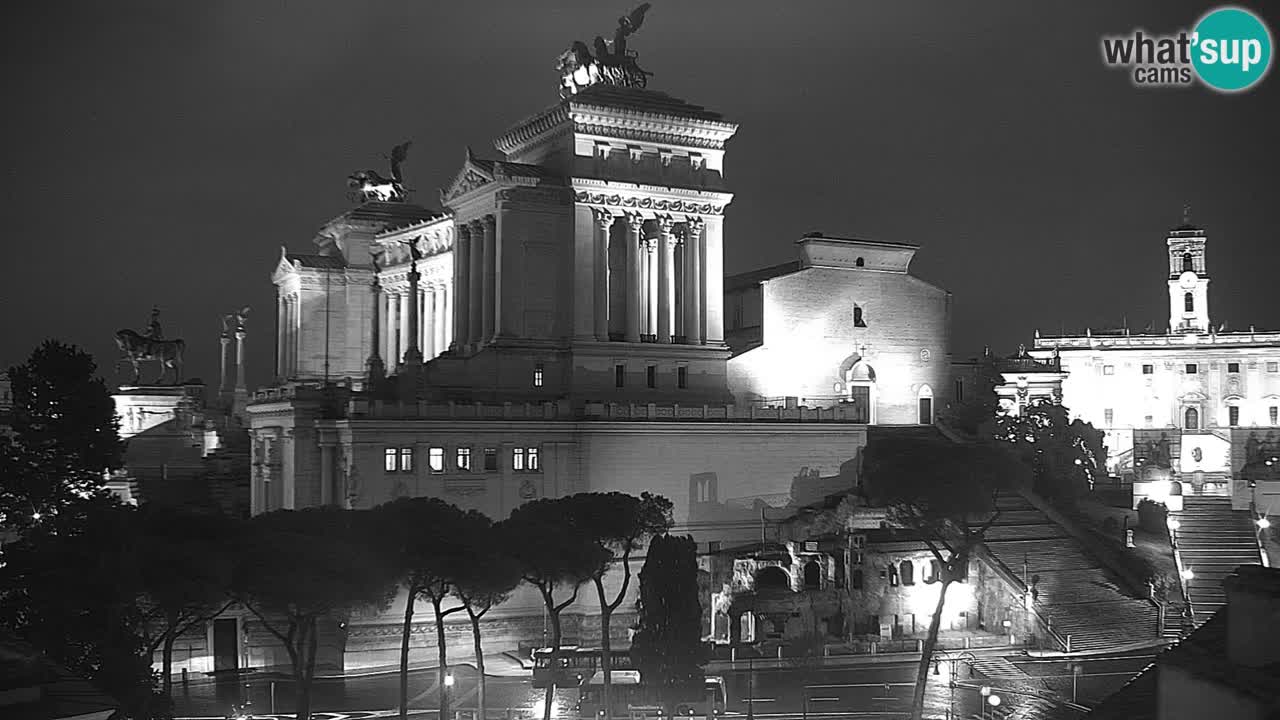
[994,399,1107,502]
[631,534,707,715]
[1,341,122,532]
[567,491,673,720]
[0,497,161,717]
[452,518,523,720]
[861,432,1028,720]
[375,497,477,720]
[137,506,236,702]
[502,498,608,720]
[232,508,397,720]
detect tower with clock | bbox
[1167,207,1210,334]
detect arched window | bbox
[1185,406,1200,430]
[899,560,915,586]
[803,560,821,590]
[1185,292,1194,312]
[755,566,789,591]
[855,257,865,267]
[1183,252,1194,272]
[853,305,867,328]
[926,559,941,583]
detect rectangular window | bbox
[384,448,398,473]
[1270,362,1280,373]
[428,447,445,473]
[1103,365,1115,375]
[1185,363,1198,374]
[456,447,472,472]
[1271,407,1278,425]
[534,363,544,388]
[1229,406,1240,427]
[398,447,413,473]
[646,365,656,389]
[484,448,498,471]
[1228,362,1241,374]
[677,366,688,389]
[1144,415,1154,427]
[1104,408,1114,426]
[615,364,625,388]
[527,446,540,471]
[954,378,964,404]
[1142,364,1154,375]
[513,447,526,471]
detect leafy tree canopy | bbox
[632,534,706,696]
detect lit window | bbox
[1185,364,1198,374]
[534,363,544,388]
[527,446,540,471]
[513,447,525,471]
[1229,406,1240,427]
[1271,406,1278,425]
[1145,415,1153,427]
[1184,292,1194,312]
[1104,409,1114,425]
[484,448,498,471]
[646,365,656,389]
[429,447,444,473]
[398,448,413,472]
[615,364,625,387]
[954,378,964,403]
[1142,364,1154,375]
[1103,365,1114,375]
[456,447,472,472]
[384,448,397,473]
[677,366,688,389]
[1183,252,1193,272]
[1228,362,1241,374]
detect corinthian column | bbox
[625,214,643,343]
[684,218,704,345]
[398,290,412,366]
[468,219,484,347]
[423,286,436,359]
[481,214,496,344]
[593,209,613,341]
[657,216,676,343]
[645,239,658,338]
[275,296,285,379]
[437,285,449,354]
[454,225,471,350]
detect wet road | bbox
[174,652,1155,720]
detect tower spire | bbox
[1182,204,1192,227]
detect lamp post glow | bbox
[1167,518,1180,531]
[1181,567,1195,582]
[1258,517,1271,530]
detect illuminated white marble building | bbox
[1031,219,1280,512]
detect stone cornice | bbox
[568,104,738,150]
[571,178,732,217]
[494,104,571,156]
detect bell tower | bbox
[1167,207,1210,334]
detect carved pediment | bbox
[441,149,496,205]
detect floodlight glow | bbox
[980,686,991,697]
[1167,518,1180,531]
[444,673,454,687]
[1181,568,1195,581]
[988,695,1001,707]
[1258,517,1271,530]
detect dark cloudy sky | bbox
[3,1,1278,388]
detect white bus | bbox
[576,670,727,720]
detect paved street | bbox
[173,652,1156,720]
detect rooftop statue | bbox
[348,141,412,203]
[116,306,185,385]
[558,3,653,98]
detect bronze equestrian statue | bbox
[115,308,185,385]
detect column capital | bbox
[457,222,472,240]
[656,215,677,235]
[593,208,616,229]
[625,212,645,232]
[482,213,497,230]
[685,216,705,235]
[468,218,484,232]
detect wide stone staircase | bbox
[1170,495,1264,626]
[981,493,1161,653]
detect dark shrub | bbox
[1137,499,1168,534]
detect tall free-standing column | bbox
[235,329,247,392]
[625,214,643,343]
[468,219,484,347]
[220,332,231,393]
[404,252,423,367]
[593,209,613,341]
[657,216,676,343]
[684,218,704,344]
[367,270,385,384]
[454,225,471,350]
[481,215,497,344]
[275,296,286,378]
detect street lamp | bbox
[1258,517,1271,530]
[1181,567,1195,582]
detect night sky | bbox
[3,2,1278,389]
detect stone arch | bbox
[755,565,790,591]
[917,384,934,425]
[803,560,821,590]
[1185,406,1200,430]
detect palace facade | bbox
[1030,220,1280,513]
[230,33,954,673]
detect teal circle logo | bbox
[1192,6,1272,92]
